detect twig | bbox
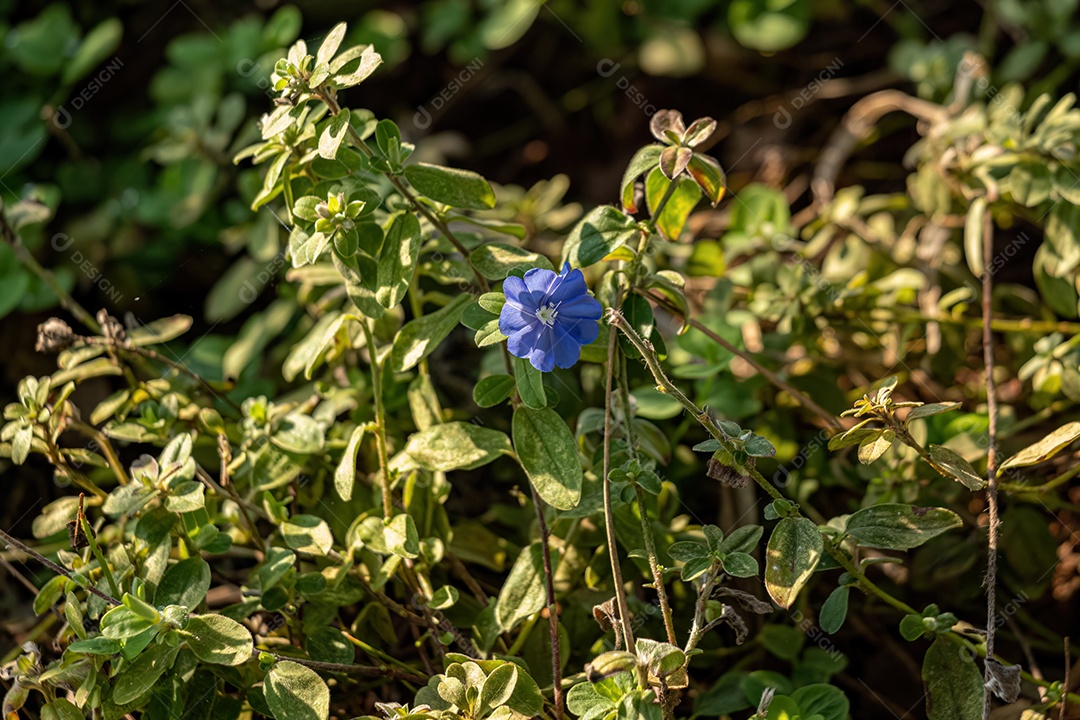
[638,289,841,428]
[1063,637,1072,720]
[359,320,394,518]
[812,89,947,206]
[981,205,1001,720]
[0,527,120,606]
[79,337,241,413]
[529,486,564,720]
[79,494,121,599]
[268,652,427,683]
[618,353,677,646]
[602,327,637,655]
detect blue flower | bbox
[499,263,603,372]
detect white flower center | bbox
[536,303,559,327]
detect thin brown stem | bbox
[981,207,1001,720]
[360,320,394,518]
[266,652,427,683]
[638,289,840,428]
[0,527,120,606]
[602,327,636,654]
[529,486,564,720]
[618,353,677,646]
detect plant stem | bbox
[981,207,1001,720]
[529,485,564,720]
[0,527,120,606]
[618,353,677,647]
[79,496,121,600]
[360,319,394,518]
[266,652,427,684]
[638,289,840,428]
[602,327,637,655]
[69,421,129,486]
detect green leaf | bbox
[514,356,547,408]
[620,144,664,213]
[687,153,726,206]
[819,586,849,634]
[282,515,335,555]
[900,613,929,641]
[385,513,420,559]
[66,636,121,655]
[479,663,518,714]
[257,548,295,591]
[720,525,763,555]
[668,541,708,561]
[11,425,32,465]
[478,292,506,314]
[964,196,987,277]
[112,643,180,705]
[404,421,513,471]
[845,504,962,551]
[33,576,67,616]
[318,109,351,160]
[403,163,496,210]
[333,46,382,87]
[316,22,347,66]
[857,429,895,464]
[306,627,354,665]
[1000,421,1080,470]
[100,605,156,640]
[906,402,963,422]
[282,311,347,382]
[620,294,654,359]
[722,551,758,578]
[495,542,548,632]
[390,295,472,372]
[376,212,422,309]
[474,375,516,408]
[513,406,583,510]
[680,556,714,581]
[183,614,253,666]
[645,169,701,241]
[928,445,985,490]
[164,480,205,513]
[922,636,983,720]
[470,243,553,280]
[264,661,331,720]
[334,425,366,502]
[430,585,460,610]
[272,413,325,454]
[155,557,211,609]
[62,19,122,85]
[475,318,508,348]
[765,517,823,608]
[1008,162,1052,206]
[561,206,640,268]
[790,684,850,720]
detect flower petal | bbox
[556,294,602,320]
[522,267,559,307]
[560,316,599,346]
[499,304,536,336]
[548,266,588,305]
[551,323,584,369]
[502,275,529,305]
[527,327,557,372]
[507,322,545,361]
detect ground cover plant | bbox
[2,3,1080,720]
